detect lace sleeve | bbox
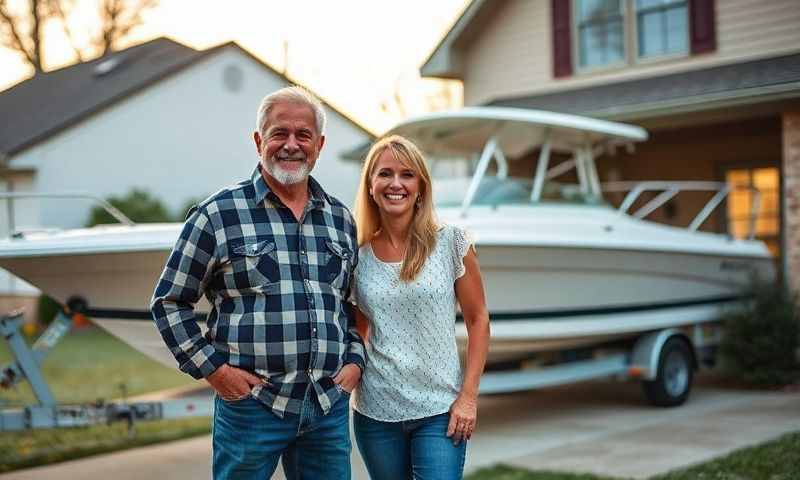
[452,225,475,280]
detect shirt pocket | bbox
[228,240,280,287]
[322,240,353,290]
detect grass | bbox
[465,431,800,480]
[2,326,798,478]
[0,416,211,473]
[651,431,800,480]
[466,465,621,479]
[0,325,195,406]
[1,324,204,472]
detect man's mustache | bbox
[274,153,307,162]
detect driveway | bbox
[2,376,798,479]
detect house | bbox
[0,37,374,311]
[421,0,800,289]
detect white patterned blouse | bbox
[351,224,474,422]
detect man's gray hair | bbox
[255,86,327,136]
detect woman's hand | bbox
[447,392,478,445]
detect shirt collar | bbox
[251,165,329,209]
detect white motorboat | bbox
[0,108,775,369]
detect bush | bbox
[719,285,800,386]
[175,195,208,221]
[85,189,172,227]
[37,295,61,326]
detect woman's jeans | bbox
[212,389,351,480]
[353,410,467,480]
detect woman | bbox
[350,135,490,479]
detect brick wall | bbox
[783,111,800,292]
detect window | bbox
[573,0,689,70]
[576,0,625,69]
[725,167,780,257]
[636,0,689,59]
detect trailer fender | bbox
[630,330,697,380]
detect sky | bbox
[0,0,468,133]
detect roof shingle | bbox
[0,38,207,157]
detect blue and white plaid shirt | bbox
[151,166,365,417]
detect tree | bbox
[0,0,158,74]
[85,188,171,227]
[175,195,208,222]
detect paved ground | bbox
[3,376,799,479]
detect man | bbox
[151,86,364,479]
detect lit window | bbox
[725,167,780,257]
[636,0,689,59]
[576,0,626,69]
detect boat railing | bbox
[600,181,761,240]
[0,192,136,232]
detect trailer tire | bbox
[642,337,693,407]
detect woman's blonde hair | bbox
[354,135,438,282]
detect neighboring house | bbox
[0,37,373,308]
[422,0,800,289]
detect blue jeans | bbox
[212,387,351,480]
[353,411,467,480]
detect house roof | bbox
[486,53,800,120]
[0,37,374,159]
[420,0,487,79]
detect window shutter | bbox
[689,0,717,54]
[552,0,572,78]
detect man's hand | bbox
[206,364,266,401]
[332,363,362,393]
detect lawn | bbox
[1,324,206,472]
[0,415,211,473]
[466,466,621,480]
[465,431,800,480]
[2,326,798,478]
[0,325,195,406]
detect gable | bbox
[0,38,373,159]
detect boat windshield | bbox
[433,176,604,208]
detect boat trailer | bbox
[0,309,211,432]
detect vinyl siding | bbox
[462,0,800,106]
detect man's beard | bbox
[264,153,311,185]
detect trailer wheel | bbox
[642,337,693,407]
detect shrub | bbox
[719,285,800,386]
[85,189,171,227]
[37,295,61,326]
[175,196,208,221]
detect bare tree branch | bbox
[0,0,40,71]
[29,0,43,71]
[1,0,158,75]
[97,0,157,55]
[47,0,83,62]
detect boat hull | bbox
[0,235,773,368]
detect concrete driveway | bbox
[2,376,798,479]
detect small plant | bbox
[85,188,172,227]
[719,285,800,386]
[36,295,61,326]
[175,195,208,221]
